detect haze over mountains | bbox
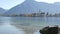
[0,8,6,14]
[2,0,60,15]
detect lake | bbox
[0,17,60,34]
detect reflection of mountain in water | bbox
[10,17,43,34]
[11,24,40,34]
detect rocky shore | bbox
[39,26,58,34]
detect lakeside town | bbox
[2,11,60,17]
[18,12,60,17]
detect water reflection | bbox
[12,24,40,34]
[10,17,46,34]
[0,24,25,34]
[0,17,25,34]
[0,17,41,34]
[10,17,60,34]
[0,17,60,34]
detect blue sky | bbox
[0,0,60,10]
[0,0,24,10]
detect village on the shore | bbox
[19,12,60,17]
[0,9,60,17]
[2,11,60,17]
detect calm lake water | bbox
[0,17,60,34]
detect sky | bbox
[0,0,60,10]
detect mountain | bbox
[4,0,60,15]
[0,8,6,14]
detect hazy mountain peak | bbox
[0,8,6,14]
[25,0,36,3]
[4,0,60,15]
[54,2,60,3]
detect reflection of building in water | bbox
[12,24,40,34]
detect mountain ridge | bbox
[0,8,6,14]
[4,0,60,15]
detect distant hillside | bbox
[4,0,60,15]
[0,8,6,14]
